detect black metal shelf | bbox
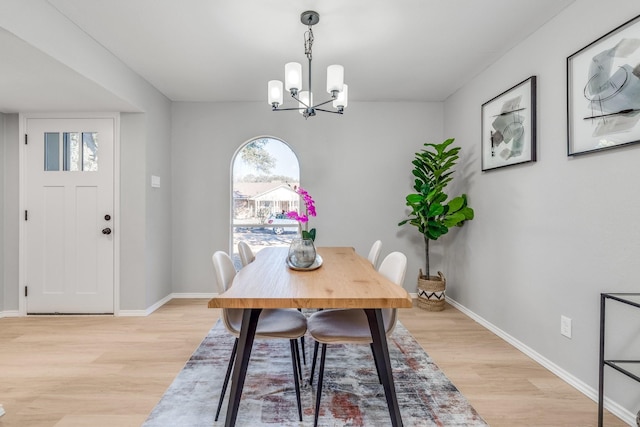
[598,293,640,426]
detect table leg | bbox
[224,308,262,427]
[364,308,403,427]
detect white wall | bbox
[171,101,443,293]
[144,104,173,307]
[119,113,148,310]
[443,0,640,419]
[1,114,19,314]
[0,113,5,311]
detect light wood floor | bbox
[0,299,625,427]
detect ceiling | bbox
[1,0,576,112]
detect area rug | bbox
[143,320,487,426]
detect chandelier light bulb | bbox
[326,64,344,94]
[333,84,348,110]
[268,80,283,106]
[298,91,313,114]
[285,62,302,92]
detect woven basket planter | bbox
[417,270,446,312]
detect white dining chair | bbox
[367,240,382,268]
[237,241,255,267]
[212,251,308,422]
[306,251,407,427]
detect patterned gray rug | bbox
[143,320,487,426]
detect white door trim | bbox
[18,112,121,316]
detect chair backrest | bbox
[211,251,243,335]
[378,251,407,286]
[377,251,407,336]
[238,241,255,267]
[367,240,382,268]
[212,251,237,292]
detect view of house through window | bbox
[231,137,300,268]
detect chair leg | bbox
[215,338,238,422]
[314,343,327,427]
[370,342,382,384]
[309,340,319,385]
[289,340,303,422]
[293,338,303,381]
[297,308,306,365]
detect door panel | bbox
[42,186,65,294]
[76,186,99,294]
[25,118,114,314]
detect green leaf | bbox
[302,228,316,241]
[412,169,427,181]
[443,212,466,227]
[406,194,423,204]
[428,203,444,217]
[461,207,475,220]
[427,220,441,229]
[426,223,449,240]
[426,229,441,240]
[433,192,448,204]
[447,196,465,212]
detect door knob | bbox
[102,228,112,235]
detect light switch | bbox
[151,175,161,188]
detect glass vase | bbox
[288,238,317,268]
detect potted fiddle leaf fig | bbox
[398,138,474,311]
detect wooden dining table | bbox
[208,246,413,427]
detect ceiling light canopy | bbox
[267,11,348,119]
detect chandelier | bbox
[267,11,348,118]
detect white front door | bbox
[24,118,115,314]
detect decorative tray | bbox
[287,254,323,271]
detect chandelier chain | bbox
[304,26,314,61]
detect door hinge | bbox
[24,134,28,145]
[25,286,28,297]
[25,210,28,221]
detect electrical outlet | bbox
[561,315,572,339]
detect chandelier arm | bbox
[310,98,336,109]
[272,107,307,112]
[315,108,343,115]
[290,93,310,109]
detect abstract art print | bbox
[568,14,640,156]
[481,76,537,171]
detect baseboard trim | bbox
[0,310,21,318]
[118,294,173,317]
[119,293,218,317]
[445,296,635,426]
[170,293,217,299]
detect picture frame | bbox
[567,14,640,156]
[481,76,537,171]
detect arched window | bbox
[231,137,300,267]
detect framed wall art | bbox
[481,76,537,171]
[567,14,640,156]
